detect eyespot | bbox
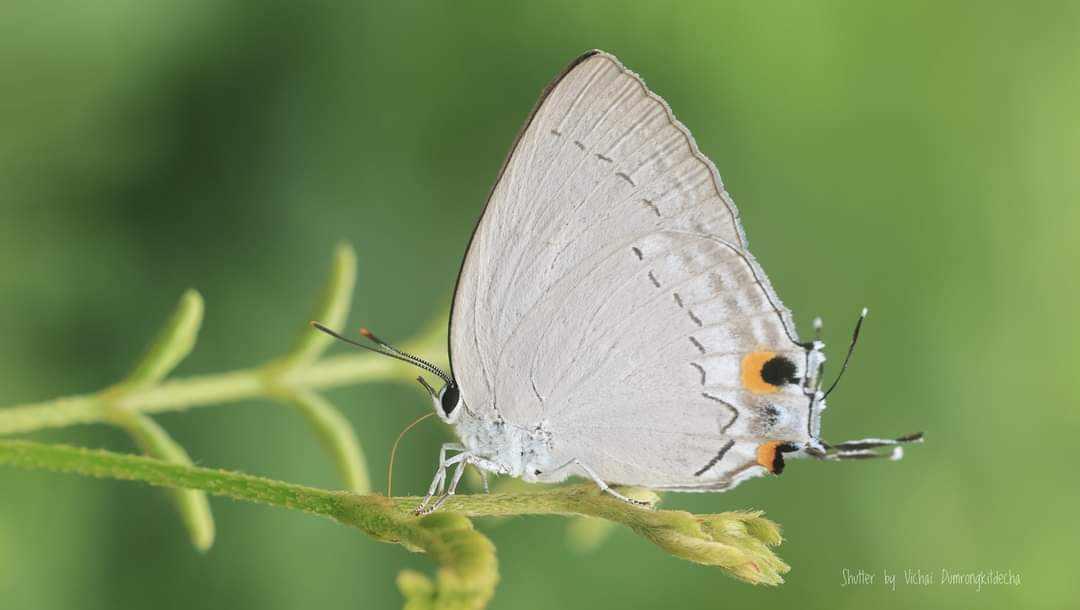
[741,351,799,394]
[533,469,542,476]
[439,385,460,417]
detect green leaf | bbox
[125,290,204,388]
[280,390,371,493]
[113,413,215,552]
[283,243,357,366]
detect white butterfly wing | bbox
[450,51,815,489]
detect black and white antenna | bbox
[822,308,868,398]
[310,322,453,387]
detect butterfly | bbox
[316,50,921,513]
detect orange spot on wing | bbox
[756,441,783,473]
[741,351,780,394]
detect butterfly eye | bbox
[439,385,460,418]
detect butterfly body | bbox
[450,409,556,483]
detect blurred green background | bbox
[2,1,1077,608]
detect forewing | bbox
[452,51,756,417]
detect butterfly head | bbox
[308,322,462,422]
[424,379,464,424]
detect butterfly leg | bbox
[552,458,652,508]
[425,456,471,513]
[821,432,924,461]
[434,443,465,496]
[415,443,464,514]
[469,455,510,496]
[420,455,510,514]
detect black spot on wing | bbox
[771,443,800,475]
[761,355,799,386]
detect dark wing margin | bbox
[446,50,601,377]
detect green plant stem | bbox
[0,333,443,437]
[0,438,604,521]
[114,412,216,551]
[0,440,342,516]
[0,439,788,587]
